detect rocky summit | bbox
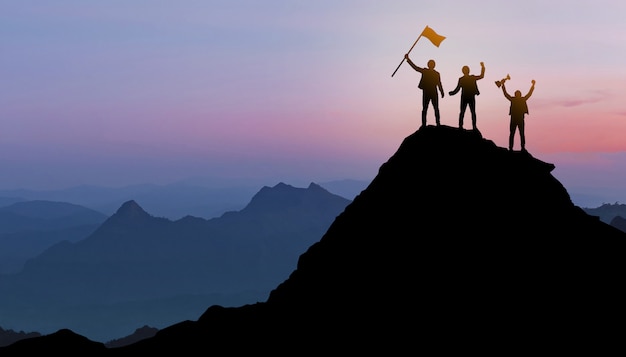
[3,125,626,355]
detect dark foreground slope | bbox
[3,125,626,355]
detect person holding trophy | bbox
[499,75,536,152]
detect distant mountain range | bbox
[3,125,624,355]
[0,200,107,234]
[582,202,626,233]
[0,327,40,348]
[0,184,260,221]
[0,182,351,343]
[581,202,626,225]
[103,325,158,348]
[0,324,153,349]
[0,180,368,221]
[0,201,108,274]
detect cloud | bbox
[534,93,606,109]
[554,97,604,108]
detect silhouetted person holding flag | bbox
[449,62,485,131]
[501,79,535,151]
[405,54,445,127]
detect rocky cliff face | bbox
[4,125,626,356]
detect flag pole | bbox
[391,33,422,77]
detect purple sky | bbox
[1,1,626,207]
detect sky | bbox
[1,0,626,207]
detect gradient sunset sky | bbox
[1,1,625,207]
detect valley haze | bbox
[0,181,354,343]
[0,179,368,220]
[0,176,618,218]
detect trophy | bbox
[495,74,510,88]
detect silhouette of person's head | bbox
[515,90,522,97]
[462,65,470,75]
[427,59,436,69]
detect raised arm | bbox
[524,80,536,99]
[477,62,485,80]
[502,82,511,100]
[404,53,423,72]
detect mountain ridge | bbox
[3,125,625,355]
[0,201,108,274]
[122,125,626,354]
[0,181,351,342]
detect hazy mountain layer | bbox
[0,183,350,342]
[0,201,108,274]
[3,125,625,355]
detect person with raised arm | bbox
[449,62,485,131]
[501,79,536,152]
[405,53,445,127]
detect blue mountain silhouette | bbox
[0,182,350,342]
[3,126,625,355]
[0,201,108,274]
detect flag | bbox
[420,26,446,47]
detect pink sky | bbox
[1,1,625,206]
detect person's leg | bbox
[509,120,516,150]
[432,95,440,126]
[469,97,477,130]
[458,100,467,128]
[421,94,429,127]
[518,118,526,151]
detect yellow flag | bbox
[420,26,446,47]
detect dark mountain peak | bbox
[114,200,150,219]
[273,182,291,189]
[306,182,326,192]
[260,124,626,349]
[266,182,326,192]
[395,124,555,173]
[251,182,294,197]
[4,125,626,354]
[91,200,155,231]
[242,181,349,214]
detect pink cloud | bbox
[530,111,626,153]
